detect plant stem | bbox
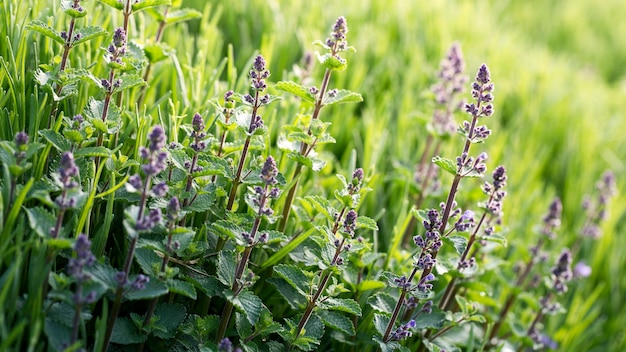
[137,7,169,108]
[278,68,333,232]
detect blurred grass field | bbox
[1,0,624,350]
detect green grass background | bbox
[1,0,624,350]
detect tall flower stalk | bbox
[488,197,562,344]
[278,16,351,232]
[403,43,468,245]
[102,125,168,351]
[225,55,271,211]
[216,156,281,341]
[382,64,495,347]
[67,234,97,347]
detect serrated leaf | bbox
[25,207,56,238]
[134,248,160,276]
[224,289,263,325]
[167,279,197,299]
[217,250,237,287]
[261,227,317,269]
[268,277,308,310]
[125,277,168,300]
[301,195,335,221]
[111,317,146,344]
[114,74,147,93]
[356,215,379,231]
[184,193,216,212]
[164,8,202,25]
[316,310,355,335]
[373,313,390,336]
[443,235,467,256]
[144,42,171,63]
[414,309,446,330]
[322,297,362,316]
[275,81,315,104]
[132,0,171,12]
[85,262,118,291]
[74,26,108,46]
[481,233,507,246]
[273,264,311,296]
[153,303,186,339]
[97,0,124,10]
[317,52,347,71]
[26,20,64,44]
[287,151,326,171]
[323,89,363,106]
[74,146,112,158]
[39,129,71,152]
[61,0,88,17]
[368,292,397,315]
[432,156,458,176]
[44,318,72,352]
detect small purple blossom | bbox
[542,197,562,239]
[152,182,168,197]
[573,261,592,279]
[67,234,96,284]
[416,273,436,292]
[343,209,358,236]
[551,248,573,294]
[166,197,180,222]
[389,319,416,341]
[249,54,270,91]
[136,208,162,231]
[130,274,149,291]
[326,16,349,53]
[260,156,278,185]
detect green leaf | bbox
[356,215,379,231]
[153,303,187,339]
[287,151,326,171]
[267,277,308,310]
[413,309,446,330]
[273,264,311,297]
[323,89,363,106]
[26,20,64,44]
[183,193,216,212]
[317,52,347,71]
[321,298,362,316]
[25,207,56,238]
[74,146,112,158]
[275,81,315,104]
[125,277,168,300]
[164,8,202,25]
[74,26,108,46]
[300,196,335,222]
[111,317,146,344]
[217,250,237,287]
[167,279,197,299]
[132,0,172,12]
[144,42,171,63]
[134,248,161,276]
[443,235,467,256]
[85,262,118,291]
[358,280,386,292]
[61,0,88,17]
[39,129,71,152]
[114,74,147,93]
[432,156,458,176]
[261,227,316,269]
[368,292,397,315]
[224,289,263,325]
[97,0,124,10]
[373,313,390,336]
[317,310,355,335]
[481,232,507,247]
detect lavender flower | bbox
[573,261,592,279]
[166,197,180,222]
[130,274,150,291]
[190,113,207,152]
[389,320,416,341]
[139,126,168,177]
[551,249,573,294]
[431,43,468,135]
[107,27,127,64]
[343,209,358,236]
[541,197,562,239]
[67,234,96,284]
[249,54,270,91]
[325,16,349,54]
[136,208,162,231]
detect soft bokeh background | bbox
[178,0,626,349]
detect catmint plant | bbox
[380,64,495,351]
[216,156,282,341]
[212,90,236,183]
[67,234,97,347]
[50,151,81,239]
[277,16,362,232]
[225,54,272,211]
[488,197,562,344]
[524,249,573,350]
[102,125,168,351]
[438,165,507,310]
[404,43,468,245]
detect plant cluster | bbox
[0,1,617,352]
